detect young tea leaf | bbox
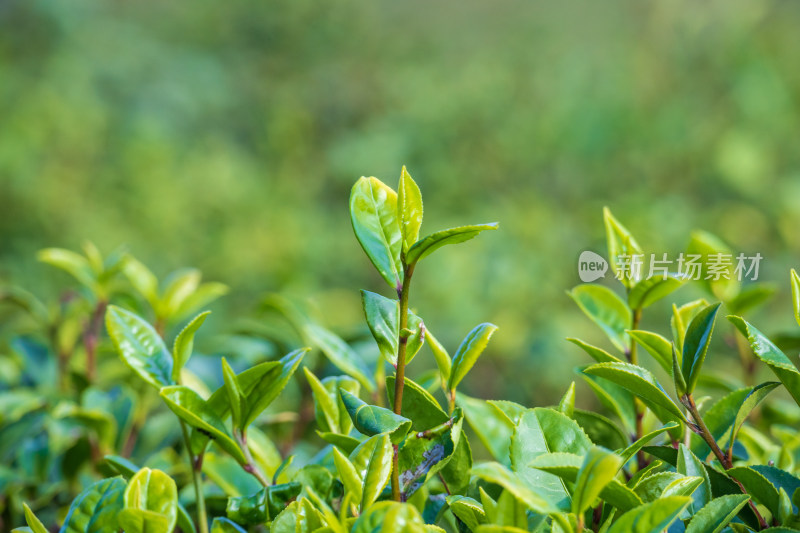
[572,446,623,515]
[119,468,178,533]
[448,323,498,392]
[569,285,631,353]
[681,303,722,394]
[350,176,403,289]
[172,311,211,382]
[340,389,411,444]
[405,223,498,265]
[397,166,423,253]
[105,305,174,389]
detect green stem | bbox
[391,263,415,502]
[629,308,646,469]
[83,299,108,384]
[179,420,209,533]
[682,394,767,530]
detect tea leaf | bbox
[681,303,721,394]
[172,310,210,382]
[603,207,643,289]
[350,176,403,288]
[569,285,631,353]
[340,389,411,444]
[160,385,247,464]
[606,496,691,533]
[448,323,498,391]
[572,446,623,515]
[61,476,127,532]
[627,330,672,374]
[629,274,687,310]
[729,315,800,405]
[583,362,686,422]
[119,468,178,533]
[406,223,498,265]
[106,305,174,389]
[685,494,751,533]
[397,166,423,253]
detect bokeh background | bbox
[3,0,800,405]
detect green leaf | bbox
[604,207,643,289]
[211,518,247,533]
[397,166,423,253]
[172,311,210,382]
[60,476,127,533]
[572,409,628,451]
[119,468,178,533]
[332,447,363,502]
[304,323,375,391]
[22,504,48,533]
[567,338,624,364]
[360,433,393,510]
[446,496,486,531]
[458,393,514,464]
[38,248,96,289]
[241,348,306,428]
[618,423,679,467]
[677,444,712,513]
[633,472,702,503]
[728,465,800,517]
[158,269,201,321]
[583,362,686,422]
[580,371,637,433]
[470,462,556,514]
[350,176,403,288]
[687,230,739,301]
[697,382,779,457]
[792,269,800,328]
[607,496,691,533]
[728,283,776,316]
[510,408,592,510]
[572,447,623,515]
[672,299,709,353]
[397,410,462,498]
[226,483,302,524]
[729,315,800,405]
[425,328,451,386]
[122,256,159,307]
[682,303,722,394]
[406,223,499,265]
[527,452,643,511]
[160,386,247,464]
[558,382,575,417]
[173,282,228,322]
[305,368,341,434]
[105,305,174,389]
[351,501,425,533]
[686,494,751,533]
[448,323,498,391]
[628,274,687,310]
[340,389,411,444]
[627,330,672,374]
[361,290,424,366]
[222,357,245,430]
[569,285,632,353]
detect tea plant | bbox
[8,167,800,533]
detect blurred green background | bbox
[2,0,800,404]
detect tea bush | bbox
[5,168,800,532]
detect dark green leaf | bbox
[226,483,302,524]
[340,389,411,444]
[682,303,721,394]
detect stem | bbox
[237,430,270,487]
[179,421,209,533]
[83,299,107,383]
[683,394,767,530]
[629,308,646,470]
[447,389,456,415]
[391,263,415,501]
